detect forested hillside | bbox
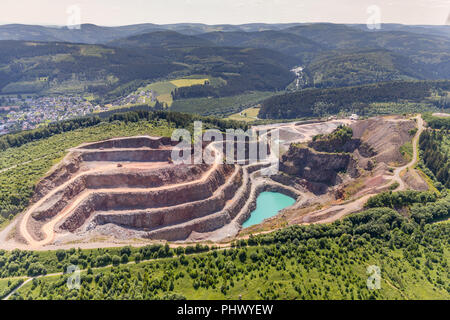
[303,49,433,88]
[0,23,449,101]
[0,38,296,98]
[0,41,180,95]
[284,23,450,81]
[197,30,324,64]
[419,130,450,188]
[258,80,450,119]
[109,32,297,98]
[0,22,448,43]
[0,23,305,43]
[108,31,214,49]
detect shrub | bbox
[238,250,247,263]
[27,263,47,277]
[112,255,121,266]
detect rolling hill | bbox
[0,37,297,98]
[1,22,447,44]
[303,49,435,88]
[0,41,181,95]
[0,23,304,44]
[284,24,450,72]
[0,22,449,99]
[197,30,324,64]
[107,31,298,98]
[258,80,450,119]
[283,23,450,53]
[348,23,450,39]
[108,31,214,49]
[0,23,164,44]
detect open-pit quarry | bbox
[8,134,300,248]
[1,115,427,249]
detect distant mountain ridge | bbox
[0,23,305,43]
[196,30,325,64]
[0,38,296,98]
[108,30,214,49]
[0,22,448,44]
[0,22,448,98]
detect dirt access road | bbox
[392,115,423,190]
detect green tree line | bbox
[259,80,450,119]
[419,130,450,188]
[0,108,248,152]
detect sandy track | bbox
[392,115,423,190]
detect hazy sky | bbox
[0,0,449,26]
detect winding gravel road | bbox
[298,115,424,225]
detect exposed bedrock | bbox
[32,177,87,220]
[280,145,359,184]
[27,134,308,243]
[270,173,328,195]
[32,153,84,202]
[350,118,415,165]
[214,140,271,164]
[32,136,177,202]
[84,164,210,188]
[33,164,213,220]
[144,211,232,241]
[143,169,252,241]
[91,166,244,231]
[309,138,375,157]
[31,164,212,222]
[59,164,236,232]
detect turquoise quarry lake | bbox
[242,192,295,228]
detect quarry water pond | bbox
[242,192,296,228]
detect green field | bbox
[134,77,210,106]
[227,107,261,122]
[170,78,209,88]
[1,79,48,94]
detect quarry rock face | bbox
[32,153,84,202]
[350,117,416,165]
[25,135,266,243]
[60,164,238,232]
[280,146,359,184]
[309,138,360,154]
